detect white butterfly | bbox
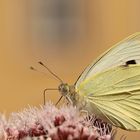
[41,33,140,131]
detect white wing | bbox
[75,33,140,88]
[76,65,140,130]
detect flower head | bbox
[0,103,114,140]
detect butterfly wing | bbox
[75,32,140,89]
[76,65,140,130]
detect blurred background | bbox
[0,0,140,139]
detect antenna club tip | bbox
[30,66,37,71]
[38,61,44,65]
[30,66,34,70]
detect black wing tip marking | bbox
[123,60,137,67]
[126,60,137,65]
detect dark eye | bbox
[62,88,67,92]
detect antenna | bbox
[38,61,63,83]
[30,66,49,76]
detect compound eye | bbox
[62,87,68,92]
[58,84,63,90]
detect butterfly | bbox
[38,33,140,131]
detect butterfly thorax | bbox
[58,83,79,105]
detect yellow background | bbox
[0,0,140,139]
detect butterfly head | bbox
[58,83,70,96]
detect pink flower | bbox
[0,103,117,140]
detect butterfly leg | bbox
[55,96,63,106]
[43,88,58,105]
[65,96,73,105]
